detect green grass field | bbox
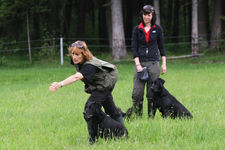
[0,53,225,150]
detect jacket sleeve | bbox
[157,26,166,57]
[131,26,139,58]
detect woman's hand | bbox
[49,82,62,92]
[161,56,167,74]
[136,64,143,72]
[161,64,167,74]
[134,57,143,72]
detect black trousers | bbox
[84,90,121,120]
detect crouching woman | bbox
[49,40,126,144]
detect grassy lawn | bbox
[0,53,225,150]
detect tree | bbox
[173,0,180,43]
[62,0,73,37]
[110,0,127,60]
[98,0,109,48]
[26,9,32,63]
[198,0,210,48]
[153,0,160,25]
[209,0,222,50]
[182,0,188,36]
[75,0,87,38]
[192,0,199,55]
[1,0,225,58]
[49,0,62,37]
[124,0,134,45]
[165,0,173,40]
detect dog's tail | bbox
[187,113,193,119]
[179,111,193,119]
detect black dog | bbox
[151,78,193,119]
[83,102,128,141]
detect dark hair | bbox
[139,5,156,26]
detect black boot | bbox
[124,103,143,119]
[135,103,143,116]
[148,99,157,118]
[124,105,136,119]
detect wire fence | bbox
[1,36,225,55]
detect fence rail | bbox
[1,37,225,65]
[1,38,225,52]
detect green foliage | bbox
[0,56,8,65]
[165,42,192,56]
[0,54,225,149]
[0,0,50,41]
[38,30,57,59]
[220,16,225,21]
[38,42,56,59]
[0,0,224,56]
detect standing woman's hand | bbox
[136,64,143,72]
[161,56,167,74]
[161,64,167,74]
[49,82,62,92]
[134,57,143,72]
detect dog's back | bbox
[160,89,193,118]
[97,111,128,138]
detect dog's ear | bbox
[84,101,96,115]
[159,78,165,86]
[152,77,158,82]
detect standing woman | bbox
[49,41,126,144]
[125,5,167,118]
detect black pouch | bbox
[137,67,149,81]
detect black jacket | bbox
[131,24,166,62]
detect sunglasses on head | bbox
[71,42,84,49]
[143,5,155,13]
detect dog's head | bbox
[151,78,165,93]
[83,101,101,121]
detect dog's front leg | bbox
[162,109,171,118]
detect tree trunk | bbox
[172,0,180,42]
[105,1,112,51]
[153,0,160,25]
[33,13,40,40]
[26,10,32,63]
[188,0,192,37]
[50,0,61,37]
[198,0,210,49]
[90,0,96,29]
[183,0,188,36]
[111,0,127,60]
[76,0,87,38]
[63,0,72,37]
[98,0,109,49]
[124,0,133,45]
[192,0,199,56]
[209,0,222,50]
[166,0,173,41]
